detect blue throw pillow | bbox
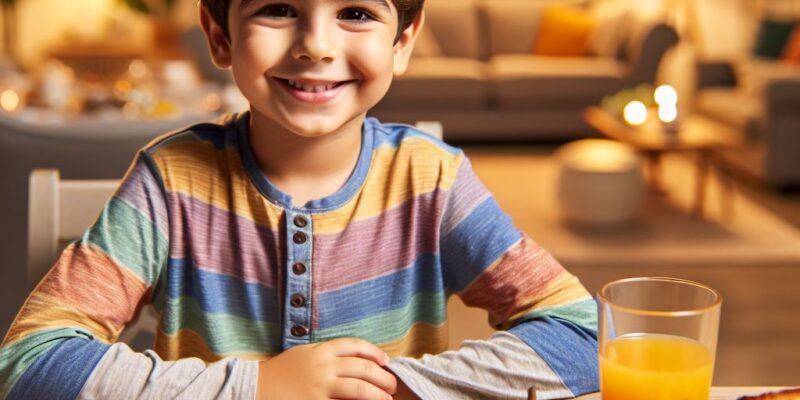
[753,19,797,58]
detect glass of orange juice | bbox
[598,277,722,400]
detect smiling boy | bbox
[0,0,599,399]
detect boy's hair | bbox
[201,0,425,43]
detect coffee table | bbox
[583,106,745,217]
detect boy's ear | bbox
[199,4,233,69]
[393,10,425,76]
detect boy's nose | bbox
[290,23,340,63]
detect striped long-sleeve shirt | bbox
[0,113,598,399]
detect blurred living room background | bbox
[1,0,799,387]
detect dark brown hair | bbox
[201,0,425,42]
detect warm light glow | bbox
[557,139,640,172]
[623,101,648,126]
[114,80,133,99]
[654,85,678,106]
[659,104,678,123]
[122,101,140,118]
[0,90,20,112]
[129,59,148,79]
[202,94,223,112]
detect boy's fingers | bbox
[325,338,390,366]
[329,377,393,400]
[335,357,398,394]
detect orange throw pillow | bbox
[782,24,800,65]
[533,5,594,57]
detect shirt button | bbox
[293,215,308,228]
[291,325,308,337]
[293,232,307,244]
[290,294,306,308]
[292,262,306,275]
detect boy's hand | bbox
[257,338,397,400]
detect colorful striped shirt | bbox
[0,113,598,399]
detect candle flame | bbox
[623,101,648,126]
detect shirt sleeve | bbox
[0,151,258,399]
[387,155,599,399]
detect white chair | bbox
[27,169,157,347]
[415,120,444,140]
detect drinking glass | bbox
[598,277,722,400]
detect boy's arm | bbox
[0,152,259,399]
[387,156,598,399]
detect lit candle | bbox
[623,101,648,126]
[654,85,679,133]
[654,85,678,107]
[658,104,678,123]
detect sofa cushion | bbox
[588,4,633,58]
[782,25,800,64]
[481,0,545,56]
[694,88,763,139]
[736,58,800,97]
[489,54,626,109]
[424,0,484,59]
[752,19,796,59]
[377,58,488,110]
[533,5,594,57]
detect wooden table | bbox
[574,387,797,399]
[583,107,745,218]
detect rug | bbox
[466,148,800,269]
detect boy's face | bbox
[201,0,422,138]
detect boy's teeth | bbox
[286,80,337,92]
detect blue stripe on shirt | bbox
[441,196,522,292]
[509,316,599,396]
[316,253,444,328]
[163,258,279,323]
[8,336,109,400]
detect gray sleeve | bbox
[77,343,259,400]
[387,332,574,400]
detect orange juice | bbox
[600,333,713,400]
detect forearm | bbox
[4,334,258,399]
[79,343,258,399]
[386,331,576,400]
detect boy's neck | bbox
[247,110,365,207]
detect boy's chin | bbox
[278,114,364,138]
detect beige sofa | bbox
[370,0,679,141]
[695,59,800,188]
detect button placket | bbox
[283,210,313,349]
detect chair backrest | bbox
[414,120,444,140]
[27,169,118,289]
[27,169,157,349]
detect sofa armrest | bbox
[765,78,800,116]
[696,61,738,89]
[625,22,679,85]
[763,79,800,187]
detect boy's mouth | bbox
[274,77,355,104]
[282,79,349,92]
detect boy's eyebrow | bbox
[335,0,392,12]
[240,0,392,12]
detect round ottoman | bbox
[555,139,645,225]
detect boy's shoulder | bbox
[368,118,463,162]
[141,113,242,157]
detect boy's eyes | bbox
[255,4,376,23]
[338,8,376,22]
[259,4,297,18]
